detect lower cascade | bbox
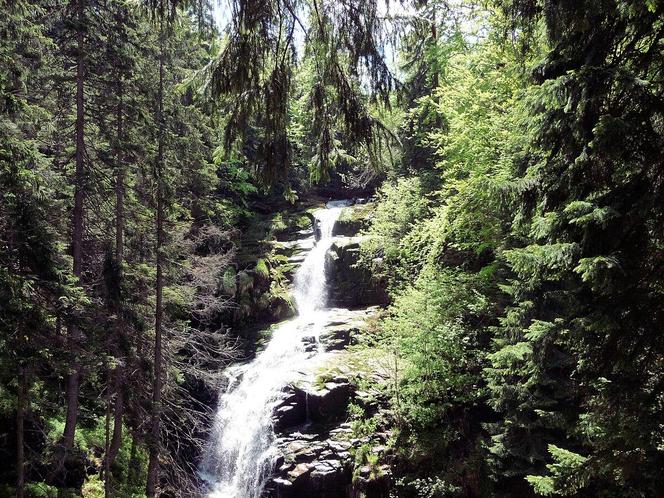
[200,200,350,498]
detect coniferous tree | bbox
[0,2,78,494]
[487,1,664,495]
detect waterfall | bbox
[200,200,349,498]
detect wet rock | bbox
[289,380,353,426]
[263,304,395,498]
[273,402,306,433]
[265,452,352,498]
[289,462,312,480]
[266,294,296,323]
[264,420,394,498]
[294,307,378,352]
[272,376,354,433]
[318,323,354,351]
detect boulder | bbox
[273,377,353,432]
[325,237,388,307]
[264,435,353,498]
[317,308,365,350]
[264,421,393,498]
[304,381,352,424]
[332,202,375,237]
[266,379,393,498]
[317,307,377,350]
[318,323,354,351]
[273,401,307,433]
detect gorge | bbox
[201,200,388,498]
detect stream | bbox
[200,200,350,498]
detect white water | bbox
[200,200,349,498]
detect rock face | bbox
[326,237,388,308]
[220,203,326,329]
[308,201,387,308]
[271,307,378,433]
[318,306,378,351]
[264,307,393,498]
[264,420,393,498]
[264,426,354,498]
[218,199,393,498]
[272,378,352,433]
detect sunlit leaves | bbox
[526,445,589,496]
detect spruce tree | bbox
[488,1,664,495]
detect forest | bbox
[1,0,663,497]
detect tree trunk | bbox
[128,434,140,484]
[104,368,112,498]
[62,0,85,454]
[107,68,125,472]
[146,9,166,496]
[62,369,80,446]
[107,369,124,464]
[16,363,27,498]
[115,77,124,265]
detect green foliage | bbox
[3,0,664,496]
[526,445,589,496]
[392,476,463,498]
[24,482,59,497]
[352,443,383,484]
[254,258,269,278]
[384,268,489,431]
[484,0,664,495]
[360,177,428,281]
[203,0,398,193]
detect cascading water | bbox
[200,200,349,498]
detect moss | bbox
[81,475,104,498]
[268,281,294,309]
[255,321,283,348]
[237,271,254,295]
[334,203,375,236]
[24,482,60,498]
[255,258,269,278]
[338,202,375,224]
[269,212,288,232]
[295,214,313,229]
[312,368,338,389]
[272,211,314,238]
[221,267,237,295]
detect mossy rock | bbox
[333,202,375,236]
[220,267,237,296]
[268,293,296,322]
[255,258,270,278]
[325,237,388,307]
[274,212,316,240]
[237,271,254,295]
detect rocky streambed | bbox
[263,308,394,498]
[202,199,392,498]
